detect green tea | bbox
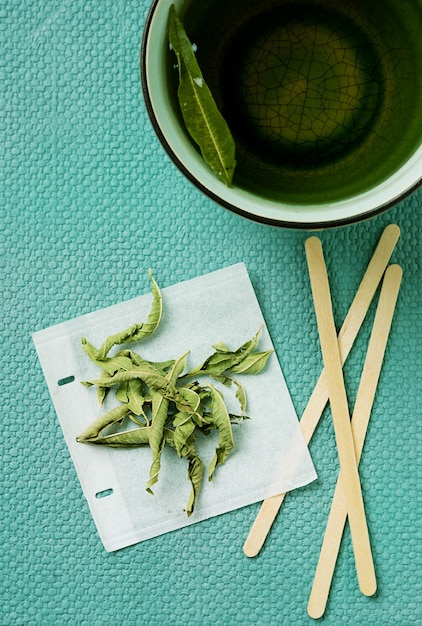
[180,0,422,203]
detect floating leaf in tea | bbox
[168,5,236,186]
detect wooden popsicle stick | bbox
[305,236,376,597]
[307,264,402,619]
[243,224,400,558]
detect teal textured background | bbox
[1,1,421,624]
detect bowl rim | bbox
[140,0,422,229]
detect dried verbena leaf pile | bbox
[77,271,272,515]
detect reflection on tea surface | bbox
[222,6,383,168]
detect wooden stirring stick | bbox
[305,236,376,597]
[243,224,400,558]
[307,264,402,619]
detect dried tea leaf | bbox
[146,390,170,493]
[146,355,189,493]
[173,412,197,458]
[92,270,162,360]
[233,378,247,415]
[206,386,235,481]
[116,378,148,420]
[185,326,263,378]
[116,349,175,374]
[229,350,273,375]
[85,368,175,394]
[212,375,247,416]
[77,404,131,443]
[168,5,236,186]
[186,455,204,516]
[87,425,152,447]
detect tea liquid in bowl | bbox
[181,0,422,204]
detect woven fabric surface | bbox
[1,1,421,624]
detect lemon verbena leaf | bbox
[168,5,236,186]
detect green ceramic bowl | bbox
[141,0,422,228]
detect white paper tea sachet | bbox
[33,263,316,551]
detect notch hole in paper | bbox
[95,488,114,499]
[57,375,75,386]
